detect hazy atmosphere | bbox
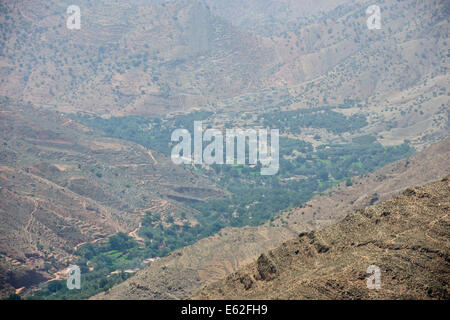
[0,0,448,306]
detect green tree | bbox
[7,293,22,300]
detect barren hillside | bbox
[194,176,450,299]
[0,98,222,297]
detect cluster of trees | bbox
[191,138,413,229]
[70,112,413,240]
[29,267,130,300]
[71,110,213,155]
[258,106,368,134]
[139,212,205,253]
[30,232,138,300]
[35,111,414,300]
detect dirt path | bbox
[74,237,104,252]
[25,199,38,244]
[129,223,145,242]
[127,200,168,242]
[61,119,73,126]
[147,149,158,165]
[15,287,25,294]
[45,266,72,284]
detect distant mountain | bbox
[0,1,448,125]
[0,0,278,115]
[93,137,449,300]
[0,0,447,152]
[201,0,353,35]
[193,175,450,299]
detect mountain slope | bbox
[0,97,222,297]
[193,176,450,299]
[0,0,279,115]
[93,137,449,300]
[1,0,448,127]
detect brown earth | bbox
[193,175,450,299]
[0,1,448,152]
[0,98,223,298]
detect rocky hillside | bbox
[0,97,222,297]
[0,0,448,139]
[193,176,450,299]
[0,0,278,115]
[93,137,449,300]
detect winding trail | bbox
[74,237,105,252]
[128,201,168,242]
[147,150,158,165]
[129,223,145,242]
[61,119,73,126]
[25,199,38,244]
